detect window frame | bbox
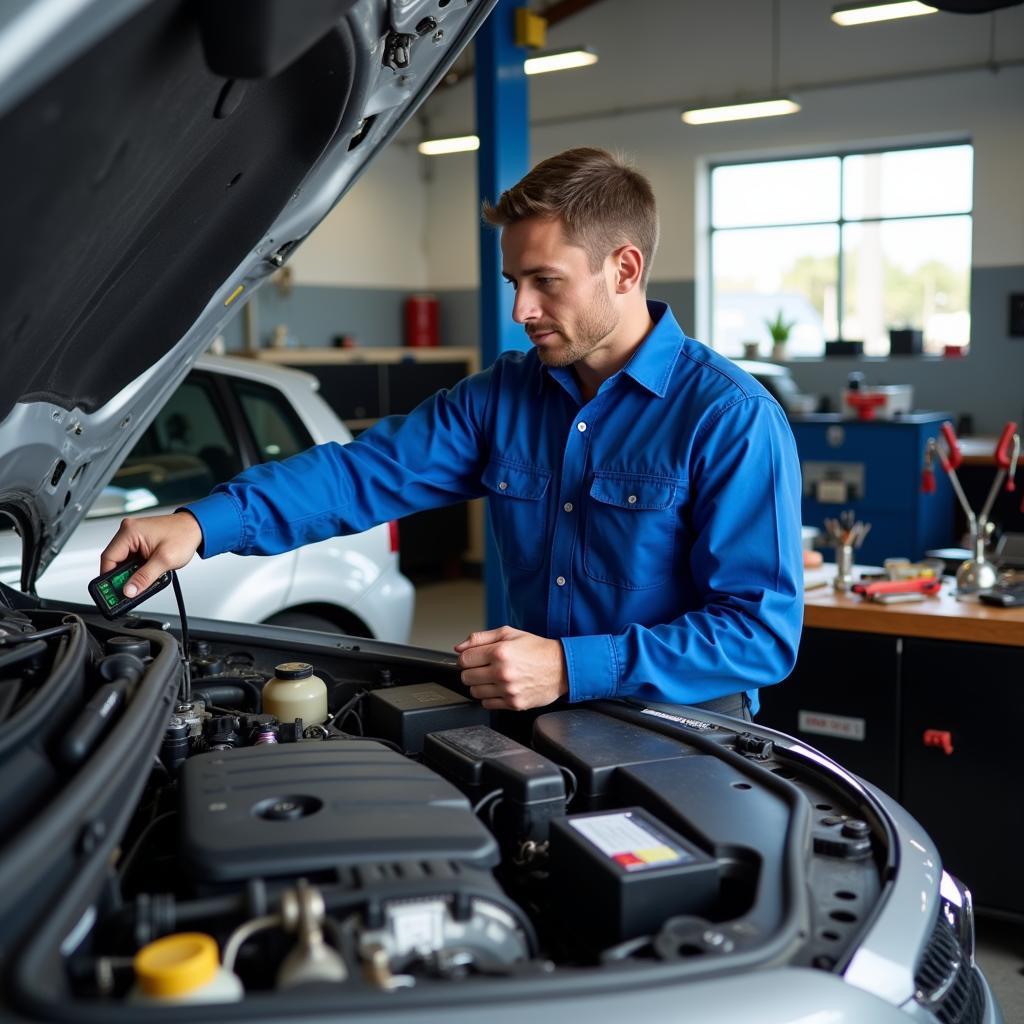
[705,139,973,359]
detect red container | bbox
[404,294,440,347]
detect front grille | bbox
[914,914,984,1024]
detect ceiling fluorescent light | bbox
[831,2,937,26]
[524,48,598,75]
[417,135,480,156]
[681,98,801,125]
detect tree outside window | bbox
[708,144,973,358]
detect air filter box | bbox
[549,807,717,949]
[362,682,489,753]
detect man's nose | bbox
[512,286,538,324]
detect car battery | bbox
[549,807,718,949]
[423,725,566,842]
[362,682,488,754]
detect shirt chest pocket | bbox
[584,472,685,589]
[482,457,552,572]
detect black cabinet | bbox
[761,626,1024,913]
[900,638,1024,914]
[758,630,902,797]
[310,363,382,421]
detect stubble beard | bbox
[534,277,619,368]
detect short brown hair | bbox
[482,147,659,288]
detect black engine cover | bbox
[180,740,499,882]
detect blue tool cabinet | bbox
[789,412,955,564]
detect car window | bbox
[233,379,314,463]
[110,376,242,508]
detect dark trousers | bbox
[628,692,753,723]
[691,691,752,722]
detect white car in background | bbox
[0,354,414,642]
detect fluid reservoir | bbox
[262,662,328,725]
[129,932,242,1004]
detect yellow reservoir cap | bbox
[134,933,219,998]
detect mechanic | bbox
[100,147,803,720]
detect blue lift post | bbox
[475,0,529,628]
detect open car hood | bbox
[0,0,493,589]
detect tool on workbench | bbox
[922,421,1021,594]
[852,577,943,601]
[823,511,872,593]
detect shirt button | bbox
[577,421,587,432]
[556,576,566,586]
[498,481,508,490]
[563,501,574,513]
[627,494,637,504]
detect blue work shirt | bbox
[188,302,803,714]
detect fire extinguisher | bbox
[404,294,439,347]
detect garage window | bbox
[708,142,973,358]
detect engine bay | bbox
[0,596,892,1017]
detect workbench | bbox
[803,574,1024,647]
[758,571,1024,914]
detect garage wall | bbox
[223,145,430,349]
[419,63,1024,430]
[227,1,1024,430]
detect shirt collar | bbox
[621,301,685,398]
[539,300,685,401]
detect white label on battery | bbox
[569,812,693,872]
[387,900,445,953]
[798,710,866,741]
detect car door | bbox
[224,372,400,637]
[31,372,301,621]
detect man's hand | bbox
[100,511,204,597]
[454,626,568,710]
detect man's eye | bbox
[537,277,557,286]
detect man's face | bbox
[500,216,618,368]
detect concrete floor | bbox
[410,578,1024,1018]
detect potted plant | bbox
[765,309,796,361]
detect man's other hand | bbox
[100,511,203,597]
[454,626,568,711]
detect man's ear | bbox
[611,244,644,294]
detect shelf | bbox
[250,346,480,372]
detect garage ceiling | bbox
[415,0,1024,136]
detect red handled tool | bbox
[922,422,1020,595]
[924,423,975,536]
[978,422,1020,524]
[852,577,942,599]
